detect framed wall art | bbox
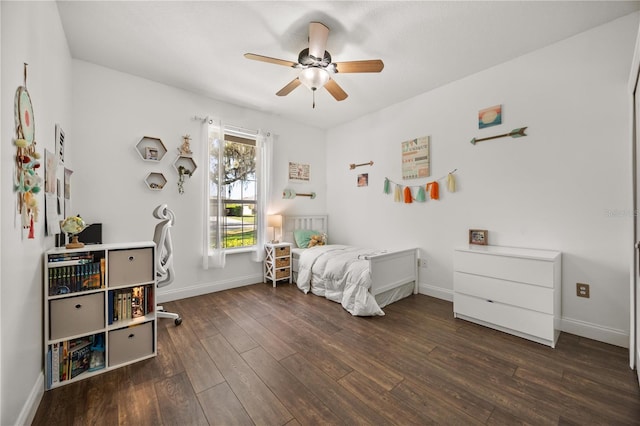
[401,136,430,180]
[288,161,310,183]
[478,105,502,129]
[469,229,488,245]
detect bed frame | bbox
[283,215,419,307]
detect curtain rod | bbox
[192,115,259,137]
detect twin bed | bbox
[282,215,418,316]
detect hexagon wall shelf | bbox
[136,136,167,162]
[173,155,198,176]
[144,172,167,191]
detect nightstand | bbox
[264,242,292,287]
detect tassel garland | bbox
[383,177,391,194]
[403,186,413,203]
[447,173,456,192]
[381,169,457,205]
[393,184,402,202]
[427,181,439,200]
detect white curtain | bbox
[202,118,226,269]
[251,130,273,262]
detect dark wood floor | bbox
[33,283,640,425]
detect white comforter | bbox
[296,245,385,316]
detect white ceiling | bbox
[56,1,640,130]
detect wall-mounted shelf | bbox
[135,137,167,162]
[173,155,197,175]
[144,172,167,191]
[173,155,197,194]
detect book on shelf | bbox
[48,261,103,296]
[50,335,102,385]
[109,285,153,323]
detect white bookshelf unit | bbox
[44,242,157,390]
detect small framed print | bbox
[469,229,488,245]
[145,147,159,161]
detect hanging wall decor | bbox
[13,63,42,238]
[383,169,457,204]
[349,161,374,170]
[288,162,310,183]
[283,189,316,199]
[401,136,430,179]
[470,127,527,145]
[478,105,502,129]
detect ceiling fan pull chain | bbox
[313,90,316,109]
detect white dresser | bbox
[453,245,561,348]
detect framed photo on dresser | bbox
[469,229,488,245]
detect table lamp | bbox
[267,214,282,243]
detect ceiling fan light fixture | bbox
[299,67,330,91]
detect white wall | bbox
[1,2,73,424]
[326,13,639,347]
[70,60,326,302]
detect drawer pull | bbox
[75,304,82,309]
[128,333,135,339]
[128,256,135,261]
[486,300,494,303]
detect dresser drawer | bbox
[454,293,554,341]
[50,293,104,340]
[454,271,553,314]
[454,250,555,288]
[108,248,154,287]
[108,321,154,366]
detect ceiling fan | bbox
[244,22,384,108]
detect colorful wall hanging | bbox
[13,63,42,238]
[383,169,457,204]
[470,127,527,145]
[401,136,430,179]
[478,104,502,129]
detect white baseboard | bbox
[418,283,453,302]
[156,273,263,303]
[17,371,43,426]
[561,316,629,348]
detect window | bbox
[209,131,258,250]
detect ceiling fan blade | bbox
[276,78,302,96]
[334,60,384,73]
[308,22,329,61]
[324,79,348,101]
[244,53,298,68]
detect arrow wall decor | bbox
[470,127,527,145]
[283,189,316,199]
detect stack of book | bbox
[48,253,105,296]
[108,285,154,324]
[47,333,105,387]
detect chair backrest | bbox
[153,205,175,288]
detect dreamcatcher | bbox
[13,63,42,238]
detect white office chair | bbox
[153,204,182,326]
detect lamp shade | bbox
[267,214,283,228]
[298,67,330,91]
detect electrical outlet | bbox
[576,283,590,298]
